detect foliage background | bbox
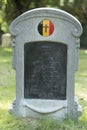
[0,0,87,47]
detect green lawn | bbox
[0,47,87,130]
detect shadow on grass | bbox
[0,102,87,130]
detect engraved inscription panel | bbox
[24,42,67,99]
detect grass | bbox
[75,50,87,108]
[0,46,87,130]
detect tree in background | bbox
[61,0,87,24]
[4,0,87,24]
[4,0,61,24]
[0,0,8,32]
[61,0,87,48]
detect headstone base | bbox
[9,97,82,119]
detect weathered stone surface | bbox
[9,8,83,119]
[24,42,67,100]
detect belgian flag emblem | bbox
[38,19,54,37]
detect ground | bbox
[0,47,87,130]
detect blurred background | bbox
[0,0,87,48]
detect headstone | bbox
[2,33,11,47]
[9,8,83,119]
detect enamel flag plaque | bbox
[38,19,54,37]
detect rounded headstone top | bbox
[9,8,83,37]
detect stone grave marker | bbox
[2,33,11,47]
[9,8,83,119]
